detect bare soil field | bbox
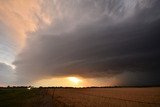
[0,87,160,107]
[47,87,160,107]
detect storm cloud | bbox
[14,0,160,85]
[0,62,15,86]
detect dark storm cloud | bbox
[14,0,160,85]
[116,71,160,86]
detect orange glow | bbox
[67,77,82,84]
[33,76,117,87]
[0,0,52,51]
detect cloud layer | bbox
[13,0,160,85]
[0,0,52,45]
[0,62,15,86]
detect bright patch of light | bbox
[27,87,31,90]
[68,77,82,84]
[2,62,16,70]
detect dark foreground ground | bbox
[0,87,160,107]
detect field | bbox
[0,88,53,107]
[0,87,160,107]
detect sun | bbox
[67,77,82,84]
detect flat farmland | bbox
[0,87,160,107]
[47,87,160,107]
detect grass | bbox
[0,88,44,107]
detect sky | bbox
[0,0,160,87]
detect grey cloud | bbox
[117,71,160,86]
[0,62,16,85]
[0,22,17,63]
[14,0,160,85]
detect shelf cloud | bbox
[12,0,160,85]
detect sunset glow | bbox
[0,0,159,87]
[67,77,82,84]
[0,1,160,106]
